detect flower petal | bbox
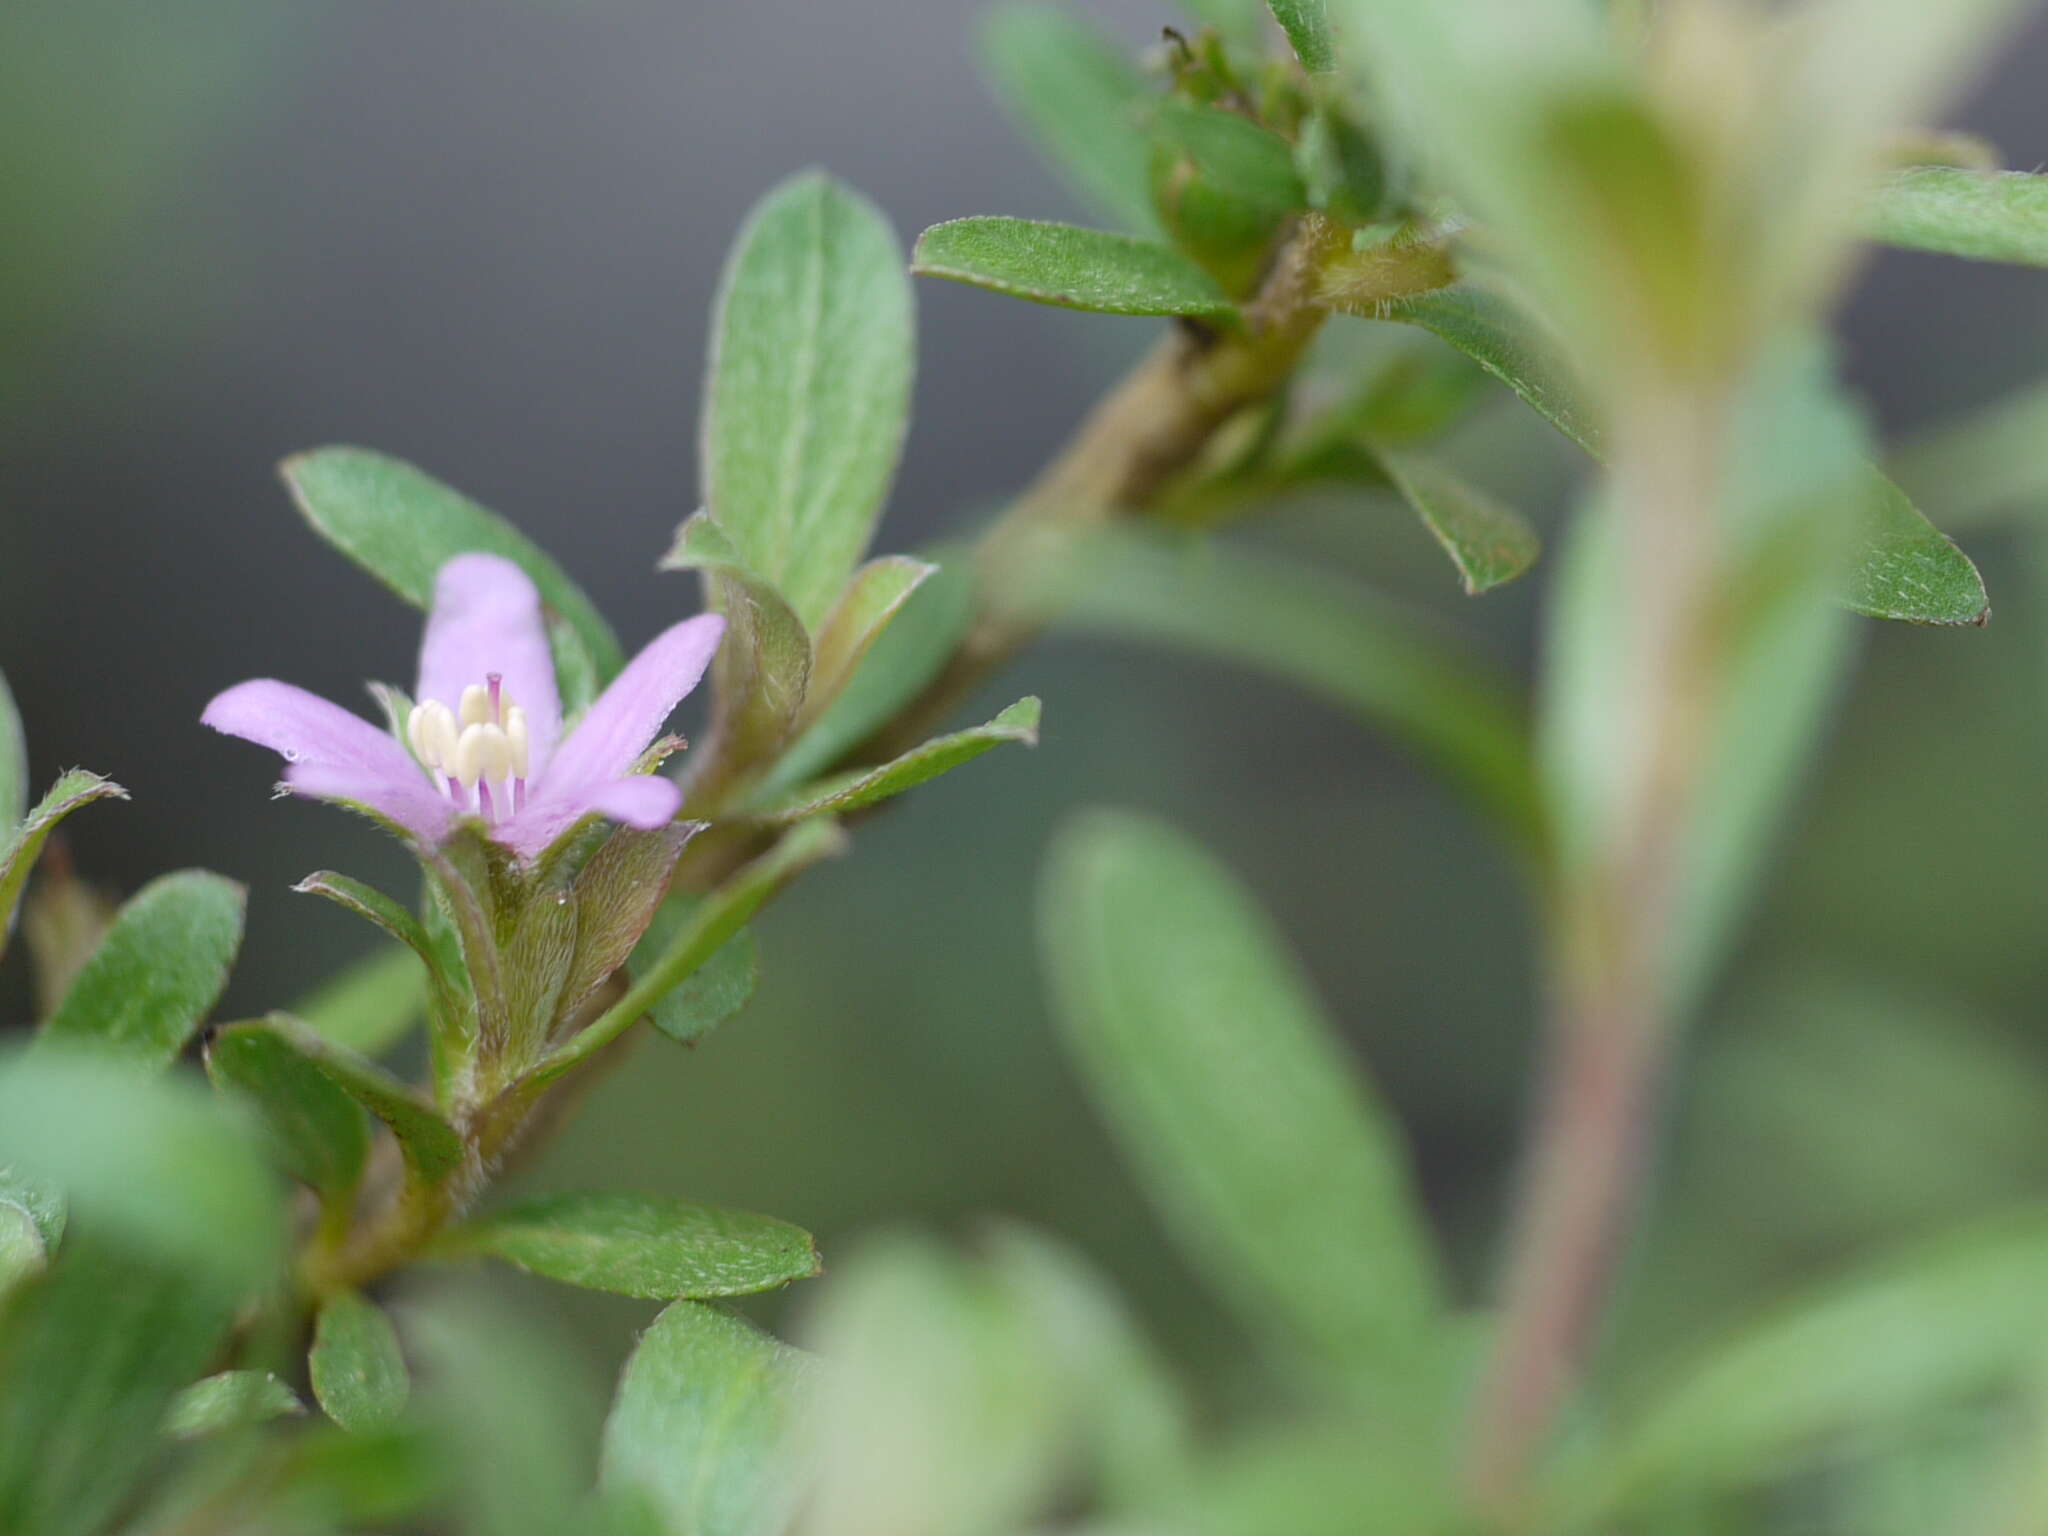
[495,774,685,859]
[202,679,452,841]
[416,553,561,777]
[543,615,723,793]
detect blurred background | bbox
[4,0,2048,1432]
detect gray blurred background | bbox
[5,0,2048,1410]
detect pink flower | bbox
[204,554,723,860]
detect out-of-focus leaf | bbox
[257,1014,467,1187]
[1581,1206,2048,1524]
[981,5,1161,234]
[1267,0,1335,70]
[0,666,24,831]
[1375,446,1540,594]
[983,1223,1192,1507]
[766,548,976,793]
[561,823,699,1022]
[1385,285,1606,457]
[1176,0,1267,51]
[407,1287,600,1536]
[542,820,845,1085]
[1042,531,1541,853]
[164,1371,305,1439]
[1172,1423,1451,1535]
[601,1302,812,1536]
[1890,378,2048,530]
[800,556,935,735]
[663,512,813,773]
[635,900,759,1048]
[444,1191,819,1300]
[1846,469,1989,625]
[1151,102,1307,215]
[1295,105,1390,225]
[802,1235,1067,1536]
[38,870,243,1071]
[1041,811,1444,1384]
[311,1290,411,1434]
[206,1020,370,1205]
[20,856,116,1019]
[291,944,428,1059]
[0,770,126,967]
[0,1247,240,1536]
[748,698,1041,823]
[283,447,624,682]
[914,219,1237,320]
[1864,166,2048,266]
[0,1201,44,1293]
[702,172,914,629]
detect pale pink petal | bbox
[494,774,683,859]
[416,553,561,777]
[543,615,723,794]
[202,679,451,841]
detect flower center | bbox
[406,673,530,821]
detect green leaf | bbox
[749,698,1041,823]
[1386,289,1986,624]
[0,666,24,832]
[445,1192,819,1300]
[914,218,1237,320]
[798,556,936,736]
[311,1290,411,1434]
[291,944,428,1058]
[1384,285,1607,457]
[1864,166,2048,267]
[38,870,244,1071]
[663,512,813,774]
[282,446,625,683]
[0,769,126,968]
[702,172,914,629]
[0,1201,45,1293]
[536,820,846,1086]
[258,1014,467,1187]
[560,823,700,1023]
[766,547,977,794]
[0,1248,242,1536]
[1267,0,1335,70]
[1041,811,1444,1384]
[1374,446,1540,594]
[294,871,469,1052]
[206,1020,370,1205]
[636,901,759,1048]
[1043,532,1542,854]
[601,1302,812,1536]
[1846,467,1989,625]
[164,1371,305,1439]
[0,1046,283,1292]
[981,4,1162,235]
[1152,102,1308,216]
[1582,1206,2048,1523]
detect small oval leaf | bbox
[310,1290,410,1433]
[915,218,1237,320]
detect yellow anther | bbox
[458,683,493,728]
[504,705,530,779]
[407,700,459,771]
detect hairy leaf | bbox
[635,900,759,1049]
[981,4,1161,234]
[702,172,914,628]
[1374,446,1540,594]
[446,1192,819,1300]
[0,666,23,832]
[311,1291,410,1433]
[164,1371,305,1439]
[1042,811,1444,1384]
[800,556,935,735]
[0,769,126,967]
[1267,0,1335,70]
[1864,166,2048,267]
[749,698,1041,823]
[602,1302,813,1536]
[39,870,243,1071]
[914,219,1236,320]
[283,447,624,686]
[206,1020,370,1205]
[257,1014,466,1187]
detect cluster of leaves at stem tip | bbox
[7,0,2048,1531]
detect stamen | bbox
[503,706,530,778]
[416,679,530,824]
[459,683,492,728]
